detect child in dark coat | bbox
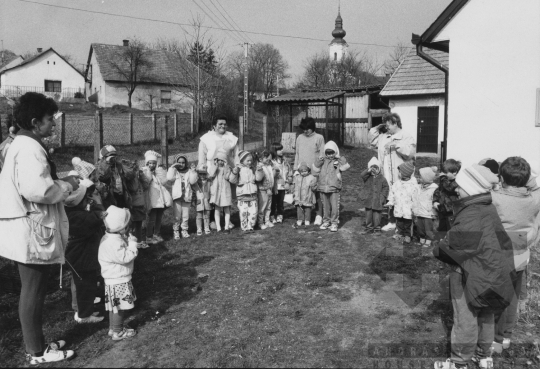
[64,182,107,324]
[433,164,515,369]
[433,159,461,232]
[360,157,389,235]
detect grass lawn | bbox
[1,146,539,368]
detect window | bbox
[334,52,337,61]
[161,90,171,104]
[44,80,61,92]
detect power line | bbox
[16,0,399,49]
[210,0,255,44]
[192,0,244,44]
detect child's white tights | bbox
[214,206,231,231]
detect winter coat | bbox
[208,164,232,207]
[97,158,134,209]
[313,141,350,193]
[433,175,459,214]
[142,166,169,210]
[292,174,317,207]
[98,233,138,285]
[189,170,212,211]
[272,157,292,192]
[0,133,15,171]
[65,207,104,272]
[125,166,151,221]
[368,127,416,186]
[413,183,438,218]
[229,165,258,200]
[0,133,71,264]
[167,166,192,203]
[387,178,418,219]
[360,170,389,211]
[255,163,277,194]
[198,130,239,169]
[433,193,516,310]
[294,132,325,170]
[492,186,540,271]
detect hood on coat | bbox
[174,154,189,173]
[324,141,340,158]
[368,157,380,169]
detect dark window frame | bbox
[44,80,62,92]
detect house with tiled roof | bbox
[0,50,23,73]
[380,47,448,155]
[0,48,85,99]
[85,40,194,111]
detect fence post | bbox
[174,113,178,139]
[129,113,133,145]
[263,115,267,148]
[94,111,103,164]
[161,116,169,168]
[190,106,194,133]
[239,116,244,150]
[60,112,66,148]
[152,113,157,141]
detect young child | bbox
[291,162,317,228]
[255,150,278,230]
[189,164,212,236]
[229,150,258,232]
[433,159,461,232]
[142,150,170,244]
[433,165,515,369]
[167,154,193,239]
[208,149,233,233]
[270,142,292,224]
[413,166,438,246]
[491,157,540,353]
[98,206,138,341]
[360,157,389,235]
[386,161,417,244]
[65,182,107,324]
[314,141,350,232]
[125,160,151,248]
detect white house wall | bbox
[389,95,445,154]
[0,50,84,91]
[105,82,193,112]
[86,51,107,104]
[436,0,540,172]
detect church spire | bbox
[331,2,346,44]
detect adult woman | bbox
[294,117,325,225]
[368,112,416,231]
[0,92,79,364]
[198,116,239,229]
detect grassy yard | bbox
[1,146,539,368]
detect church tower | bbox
[329,4,348,62]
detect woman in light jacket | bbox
[0,93,79,364]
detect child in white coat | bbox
[208,149,233,233]
[255,150,278,230]
[167,154,193,239]
[189,164,213,236]
[229,150,258,232]
[413,166,438,246]
[386,161,418,244]
[98,206,138,341]
[142,150,170,244]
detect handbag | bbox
[284,193,294,205]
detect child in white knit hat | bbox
[167,154,193,239]
[413,166,438,247]
[229,150,258,232]
[189,164,213,236]
[208,149,233,233]
[98,206,138,341]
[291,162,317,228]
[360,157,389,235]
[142,150,170,244]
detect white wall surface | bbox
[106,82,193,112]
[389,95,445,154]
[0,50,84,90]
[435,0,540,172]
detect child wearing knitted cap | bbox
[360,157,389,235]
[142,150,171,244]
[255,150,279,230]
[208,149,233,233]
[433,165,515,369]
[433,159,461,232]
[291,162,317,228]
[98,206,139,341]
[167,154,193,239]
[412,166,438,246]
[229,150,258,232]
[97,145,134,209]
[385,160,417,244]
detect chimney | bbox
[123,40,129,47]
[37,48,43,53]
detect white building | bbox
[85,41,193,111]
[328,7,348,62]
[0,48,85,99]
[380,48,447,155]
[415,0,540,171]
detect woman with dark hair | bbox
[0,92,79,364]
[294,117,325,225]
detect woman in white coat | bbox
[0,93,80,364]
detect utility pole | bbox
[243,42,249,134]
[196,42,201,133]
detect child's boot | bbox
[181,230,190,238]
[292,220,302,229]
[197,228,203,236]
[314,215,323,226]
[112,328,137,341]
[330,224,338,232]
[266,216,274,228]
[423,239,432,248]
[173,223,180,240]
[403,236,411,244]
[276,215,283,223]
[305,221,310,226]
[205,227,211,235]
[269,215,275,223]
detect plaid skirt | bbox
[104,281,137,313]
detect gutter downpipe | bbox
[412,34,449,164]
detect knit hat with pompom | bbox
[72,157,96,179]
[419,166,438,184]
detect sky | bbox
[0,0,452,84]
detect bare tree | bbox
[107,37,153,108]
[383,42,411,77]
